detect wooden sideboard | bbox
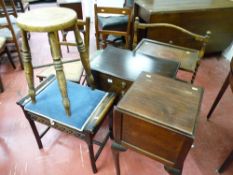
[134,0,233,54]
[112,72,204,175]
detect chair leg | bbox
[191,62,200,84]
[15,40,24,69]
[62,31,69,53]
[85,134,97,173]
[0,76,4,93]
[27,117,43,149]
[124,36,129,49]
[207,72,230,120]
[217,149,233,173]
[102,34,108,49]
[95,33,100,50]
[5,46,16,69]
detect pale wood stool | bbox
[16,7,95,116]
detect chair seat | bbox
[24,79,108,131]
[0,23,21,40]
[37,61,84,82]
[98,15,128,31]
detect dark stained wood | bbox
[134,0,233,54]
[134,39,199,72]
[207,58,233,173]
[112,72,204,175]
[91,46,179,96]
[0,76,3,93]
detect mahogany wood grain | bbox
[91,46,179,97]
[112,72,203,175]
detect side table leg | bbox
[21,30,36,103]
[217,149,233,173]
[207,72,230,120]
[164,165,182,175]
[111,141,127,175]
[48,31,70,116]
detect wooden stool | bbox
[16,7,95,116]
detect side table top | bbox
[91,46,180,81]
[16,7,77,32]
[117,72,204,136]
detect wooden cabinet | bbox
[112,72,204,175]
[134,0,233,54]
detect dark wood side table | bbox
[91,46,180,97]
[112,72,203,175]
[134,0,233,54]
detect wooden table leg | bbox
[217,149,233,173]
[0,76,3,93]
[21,29,36,103]
[48,31,70,116]
[111,141,127,175]
[207,72,230,120]
[164,165,182,175]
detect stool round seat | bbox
[16,7,77,32]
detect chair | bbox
[36,17,90,84]
[206,42,233,120]
[4,0,30,12]
[94,3,132,49]
[0,36,16,69]
[16,7,116,173]
[207,57,233,173]
[13,0,29,12]
[57,0,83,52]
[0,36,16,92]
[0,0,23,69]
[133,17,211,84]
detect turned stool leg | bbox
[73,26,95,88]
[21,29,36,103]
[48,31,70,116]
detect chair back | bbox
[59,17,90,57]
[0,0,22,68]
[133,17,210,58]
[94,3,132,49]
[0,0,17,18]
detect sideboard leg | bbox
[164,165,182,175]
[111,141,127,175]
